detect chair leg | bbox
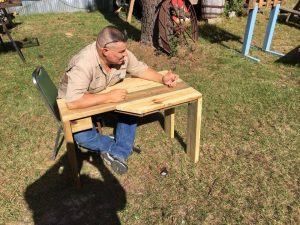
[52,125,64,160]
[96,121,103,133]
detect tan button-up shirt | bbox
[57,42,148,102]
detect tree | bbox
[139,0,198,54]
[139,0,163,47]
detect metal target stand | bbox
[242,0,286,62]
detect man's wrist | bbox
[161,74,165,84]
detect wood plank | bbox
[280,7,300,15]
[259,0,265,8]
[115,87,201,114]
[126,0,135,23]
[57,98,117,122]
[58,80,192,122]
[102,77,165,94]
[102,71,170,93]
[63,121,81,188]
[285,0,300,22]
[248,0,257,9]
[281,0,287,6]
[70,117,93,133]
[164,108,175,138]
[187,98,202,163]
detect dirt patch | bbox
[128,42,171,69]
[128,41,208,74]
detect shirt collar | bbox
[92,42,103,67]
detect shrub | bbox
[224,0,245,16]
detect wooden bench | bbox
[280,0,300,22]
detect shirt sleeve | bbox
[65,64,91,103]
[126,50,148,76]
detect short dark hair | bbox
[96,26,128,48]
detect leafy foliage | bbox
[224,0,245,16]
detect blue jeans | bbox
[73,113,137,161]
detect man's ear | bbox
[102,48,109,56]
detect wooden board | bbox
[115,87,201,115]
[57,71,202,121]
[102,70,171,94]
[281,0,300,22]
[187,98,202,163]
[102,77,167,94]
[281,7,300,15]
[70,117,93,133]
[245,0,286,9]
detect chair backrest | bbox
[32,66,60,123]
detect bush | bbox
[224,0,245,16]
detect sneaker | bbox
[101,152,128,175]
[77,144,89,153]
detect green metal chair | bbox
[32,66,63,159]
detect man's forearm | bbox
[135,68,163,83]
[66,92,111,109]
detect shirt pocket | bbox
[89,76,106,93]
[109,68,126,86]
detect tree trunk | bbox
[140,0,163,47]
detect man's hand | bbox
[107,88,128,102]
[162,71,178,87]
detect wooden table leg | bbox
[187,98,202,163]
[63,121,81,188]
[126,0,135,23]
[164,108,175,138]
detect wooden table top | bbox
[57,72,202,122]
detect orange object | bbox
[171,0,190,22]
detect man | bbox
[58,26,178,175]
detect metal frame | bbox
[241,3,284,62]
[32,67,64,159]
[242,4,260,62]
[0,8,25,62]
[262,4,284,56]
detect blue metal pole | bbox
[262,4,284,56]
[242,4,260,62]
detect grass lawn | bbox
[0,5,299,225]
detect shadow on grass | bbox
[277,14,300,29]
[91,1,141,42]
[25,153,126,225]
[0,41,23,54]
[276,45,300,66]
[100,112,187,152]
[137,112,187,151]
[0,37,39,54]
[199,23,243,50]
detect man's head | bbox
[96,26,128,65]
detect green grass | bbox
[0,7,299,225]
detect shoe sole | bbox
[111,161,128,175]
[101,153,128,175]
